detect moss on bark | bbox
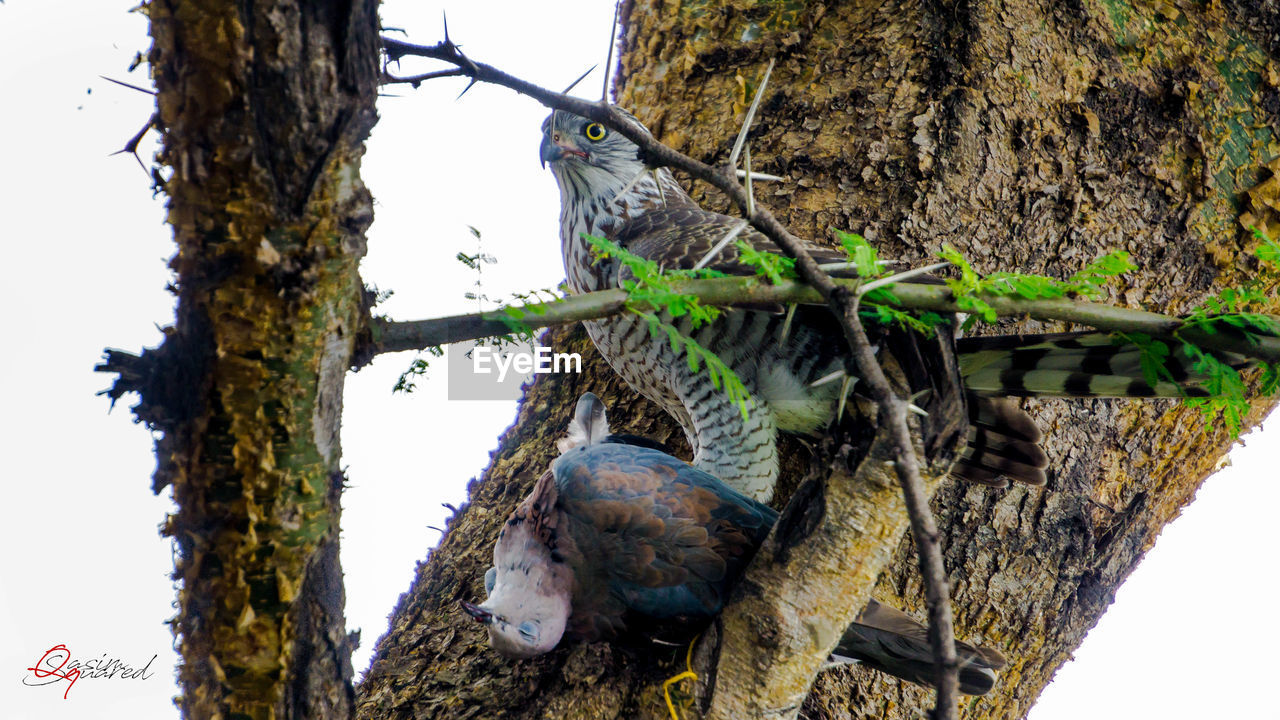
[116,2,380,718]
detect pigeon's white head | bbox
[462,470,575,659]
[462,561,570,658]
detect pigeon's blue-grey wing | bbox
[550,443,776,640]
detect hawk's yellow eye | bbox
[583,123,607,141]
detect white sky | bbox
[1,2,1275,719]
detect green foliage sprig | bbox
[393,346,444,394]
[937,245,1136,328]
[836,231,946,336]
[634,310,754,421]
[586,233,752,418]
[585,234,726,329]
[934,230,1280,436]
[735,240,797,283]
[1162,228,1280,434]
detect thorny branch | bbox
[381,32,966,716]
[845,283,958,717]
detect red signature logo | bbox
[22,644,156,699]
[26,645,80,699]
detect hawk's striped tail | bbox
[956,331,1254,399]
[947,330,1258,488]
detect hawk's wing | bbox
[614,205,856,279]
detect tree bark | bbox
[357,1,1280,718]
[102,2,379,718]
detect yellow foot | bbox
[662,635,700,720]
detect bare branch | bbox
[381,68,466,86]
[845,289,959,716]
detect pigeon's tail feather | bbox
[957,331,1253,399]
[832,599,1007,696]
[557,392,611,454]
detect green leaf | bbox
[1253,226,1280,265]
[735,240,797,284]
[835,230,883,278]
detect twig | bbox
[381,68,466,87]
[382,68,466,87]
[844,289,959,716]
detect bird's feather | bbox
[838,599,1007,696]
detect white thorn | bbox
[809,369,845,388]
[692,219,750,271]
[736,169,784,182]
[649,637,683,647]
[729,59,775,169]
[856,261,952,296]
[837,374,857,421]
[744,142,755,217]
[611,167,649,207]
[907,403,929,417]
[779,303,798,345]
[816,259,898,274]
[601,2,620,101]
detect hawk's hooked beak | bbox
[460,600,493,624]
[540,132,587,168]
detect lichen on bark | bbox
[108,1,381,719]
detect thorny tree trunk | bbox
[103,1,379,719]
[357,1,1280,719]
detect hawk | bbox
[540,108,1237,502]
[463,393,1007,695]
